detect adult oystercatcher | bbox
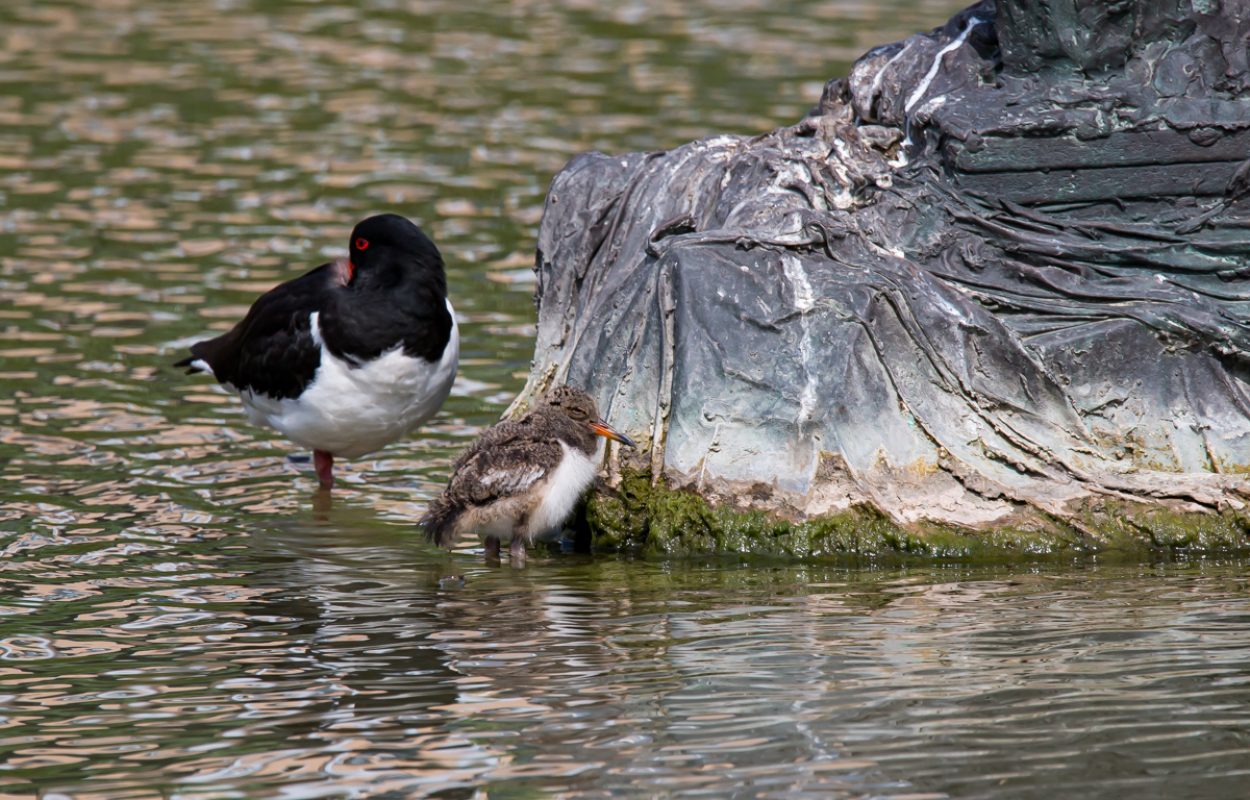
[421,385,635,562]
[176,213,459,489]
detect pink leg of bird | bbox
[313,449,334,490]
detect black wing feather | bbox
[176,263,336,399]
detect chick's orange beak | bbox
[590,419,636,448]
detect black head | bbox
[346,213,446,294]
[538,385,636,450]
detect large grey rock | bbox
[518,0,1250,535]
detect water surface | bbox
[4,1,1248,797]
[4,550,1250,798]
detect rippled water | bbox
[4,553,1250,798]
[4,0,1249,797]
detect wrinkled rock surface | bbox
[517,0,1250,545]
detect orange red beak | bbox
[589,419,636,448]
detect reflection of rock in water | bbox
[520,0,1250,550]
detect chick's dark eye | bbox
[355,237,369,251]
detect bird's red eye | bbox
[355,237,369,251]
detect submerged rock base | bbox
[586,471,1250,558]
[520,0,1250,555]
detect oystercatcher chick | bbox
[421,385,635,562]
[175,213,458,489]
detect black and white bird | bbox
[421,385,635,561]
[176,213,458,489]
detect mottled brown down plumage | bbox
[421,386,634,555]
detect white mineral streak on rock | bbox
[901,15,985,152]
[869,40,916,116]
[781,254,818,428]
[904,16,985,114]
[827,139,856,208]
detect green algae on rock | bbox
[585,472,1250,558]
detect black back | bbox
[176,214,453,399]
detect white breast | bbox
[527,442,598,542]
[238,300,460,458]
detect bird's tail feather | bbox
[419,496,462,548]
[173,355,204,375]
